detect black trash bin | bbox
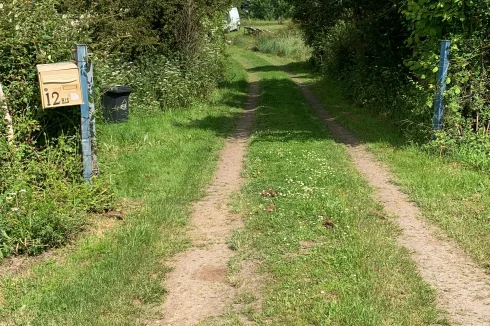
[102,86,133,123]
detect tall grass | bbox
[253,27,311,61]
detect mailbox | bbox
[37,62,83,109]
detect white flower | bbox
[19,189,27,193]
[11,207,19,212]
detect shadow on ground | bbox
[250,62,409,147]
[179,60,410,151]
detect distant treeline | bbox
[239,0,294,20]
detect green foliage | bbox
[59,0,232,58]
[241,0,293,20]
[0,0,85,134]
[402,0,490,168]
[0,0,230,257]
[97,39,225,113]
[291,0,490,169]
[58,0,163,58]
[0,0,111,257]
[226,48,442,325]
[291,0,427,130]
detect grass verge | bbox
[254,29,311,61]
[0,58,248,325]
[230,22,311,60]
[230,22,310,61]
[224,47,446,325]
[253,51,490,270]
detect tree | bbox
[241,0,293,20]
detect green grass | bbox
[255,31,311,61]
[253,51,490,270]
[230,22,310,61]
[0,59,249,325]
[241,19,290,29]
[224,47,446,325]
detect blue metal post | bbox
[86,57,99,175]
[76,44,93,182]
[433,40,451,131]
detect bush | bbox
[0,0,230,257]
[242,0,294,20]
[403,1,490,164]
[0,0,110,257]
[0,133,113,257]
[96,35,225,114]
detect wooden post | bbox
[0,83,14,145]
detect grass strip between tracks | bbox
[224,47,446,325]
[258,51,490,272]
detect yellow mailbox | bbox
[37,62,83,109]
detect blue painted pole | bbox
[86,56,99,175]
[433,40,451,132]
[76,44,93,182]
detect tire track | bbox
[151,74,259,326]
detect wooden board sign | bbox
[37,62,83,109]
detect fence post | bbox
[433,40,451,132]
[76,44,93,182]
[86,56,99,175]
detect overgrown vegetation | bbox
[232,23,310,61]
[291,0,490,170]
[0,0,231,257]
[0,1,112,257]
